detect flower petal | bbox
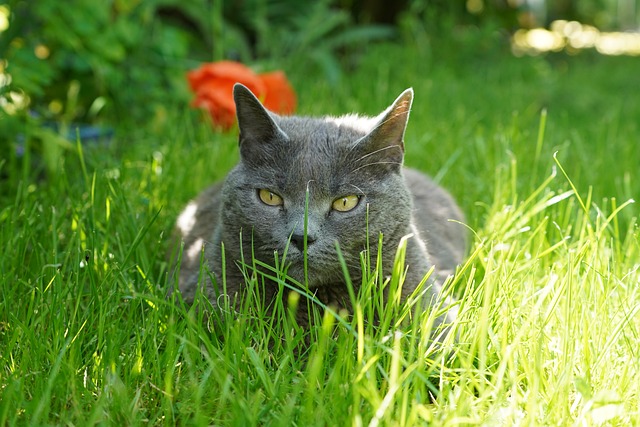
[187,61,265,96]
[258,71,297,114]
[186,61,297,130]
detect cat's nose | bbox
[290,232,317,252]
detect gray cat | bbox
[172,84,466,333]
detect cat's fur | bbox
[172,84,466,332]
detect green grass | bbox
[1,39,639,425]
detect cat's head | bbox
[221,84,414,288]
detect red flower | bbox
[186,61,296,130]
[258,71,297,115]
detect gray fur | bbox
[173,84,466,331]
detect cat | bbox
[172,83,467,335]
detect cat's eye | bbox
[258,189,284,206]
[332,195,360,212]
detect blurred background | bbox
[1,0,639,131]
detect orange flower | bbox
[258,71,297,115]
[186,61,296,130]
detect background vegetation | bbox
[1,0,639,425]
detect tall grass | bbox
[1,41,638,425]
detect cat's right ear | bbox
[351,88,413,173]
[233,84,288,156]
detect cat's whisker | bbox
[365,108,411,135]
[343,108,410,158]
[351,161,404,174]
[371,109,411,130]
[348,184,365,195]
[352,144,403,164]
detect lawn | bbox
[1,37,639,425]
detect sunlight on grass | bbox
[454,155,639,425]
[512,20,640,56]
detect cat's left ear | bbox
[233,84,288,162]
[355,88,413,171]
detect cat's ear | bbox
[355,88,413,172]
[233,84,288,157]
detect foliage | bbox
[216,0,395,81]
[4,1,191,120]
[0,0,204,177]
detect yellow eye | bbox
[258,189,283,206]
[332,195,360,212]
